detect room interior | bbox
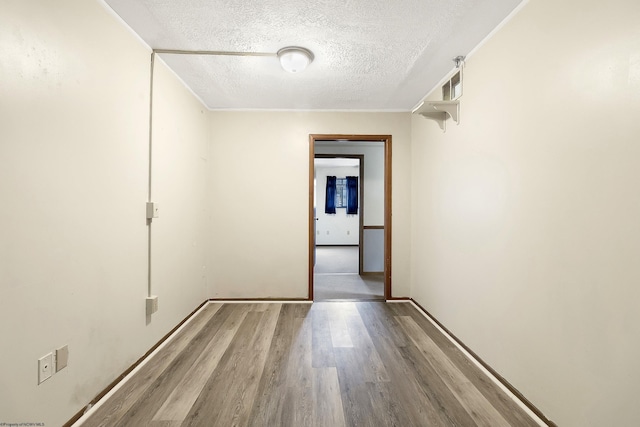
[2,0,639,426]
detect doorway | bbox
[308,134,392,301]
[314,155,377,300]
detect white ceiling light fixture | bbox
[277,46,314,73]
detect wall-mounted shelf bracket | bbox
[412,100,460,132]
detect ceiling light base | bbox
[277,46,314,73]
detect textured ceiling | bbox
[104,0,523,110]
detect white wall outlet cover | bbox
[56,345,69,372]
[38,353,53,384]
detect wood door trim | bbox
[309,134,392,300]
[384,136,392,299]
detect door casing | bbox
[308,134,392,300]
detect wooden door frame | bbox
[309,134,392,300]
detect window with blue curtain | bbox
[325,176,358,215]
[335,178,347,208]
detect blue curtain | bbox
[325,176,336,214]
[346,176,358,215]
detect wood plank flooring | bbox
[79,302,541,427]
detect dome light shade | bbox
[277,47,314,73]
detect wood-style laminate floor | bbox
[79,302,541,427]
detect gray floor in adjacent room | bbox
[314,246,384,300]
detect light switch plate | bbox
[56,345,69,372]
[146,202,159,219]
[38,353,53,384]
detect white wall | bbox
[410,0,640,425]
[150,58,211,328]
[208,112,411,299]
[363,228,385,272]
[0,1,209,425]
[315,165,360,245]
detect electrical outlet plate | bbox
[56,345,69,372]
[38,353,53,384]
